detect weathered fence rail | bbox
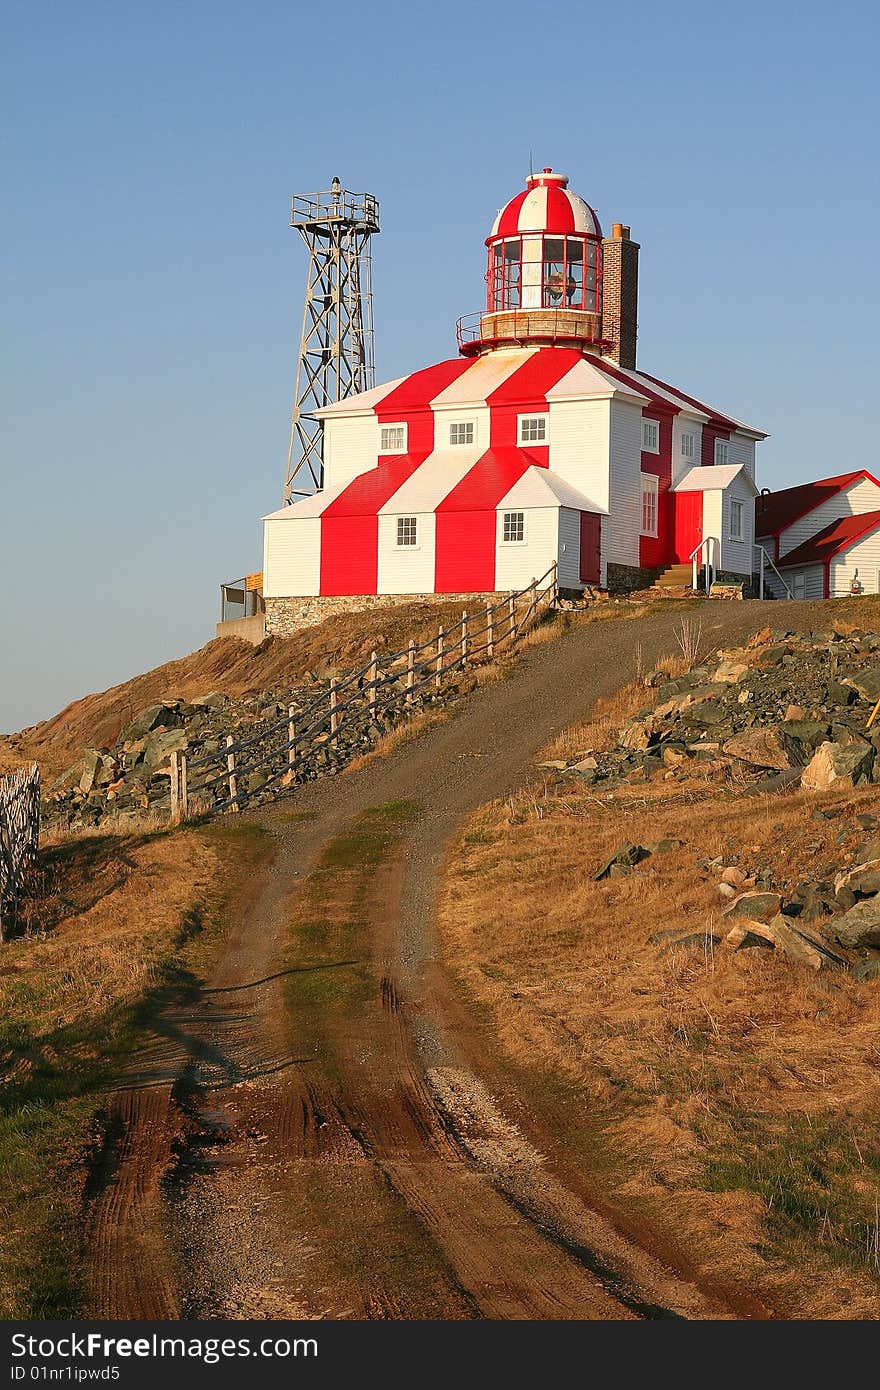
[0,764,40,940]
[160,564,559,824]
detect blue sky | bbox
[2,0,878,733]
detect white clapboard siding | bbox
[767,563,824,599]
[431,406,489,452]
[494,508,558,590]
[605,399,642,567]
[727,432,756,481]
[323,415,381,490]
[717,472,756,575]
[778,476,880,557]
[829,527,880,596]
[263,516,321,597]
[377,513,436,594]
[557,507,582,587]
[548,398,611,508]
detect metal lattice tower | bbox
[283,177,380,502]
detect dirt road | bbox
[83,602,828,1319]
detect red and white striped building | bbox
[263,169,766,622]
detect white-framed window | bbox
[380,423,407,454]
[642,418,660,453]
[449,420,475,446]
[640,473,659,537]
[518,414,548,445]
[681,432,695,459]
[729,498,744,541]
[396,516,418,548]
[502,511,525,544]
[714,438,729,466]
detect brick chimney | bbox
[601,222,639,369]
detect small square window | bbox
[502,511,525,543]
[642,418,660,453]
[449,421,475,446]
[640,474,659,537]
[715,438,729,466]
[681,432,695,459]
[380,423,407,453]
[730,499,744,541]
[396,516,418,547]
[518,415,548,445]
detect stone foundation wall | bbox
[264,592,500,638]
[605,562,659,594]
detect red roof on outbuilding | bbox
[756,471,880,538]
[777,509,880,568]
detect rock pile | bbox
[540,625,880,794]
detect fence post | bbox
[169,751,180,824]
[330,678,339,741]
[288,704,297,768]
[226,735,238,812]
[436,626,444,689]
[179,754,189,821]
[369,651,378,712]
[461,611,469,665]
[406,640,415,708]
[486,604,494,660]
[508,593,517,645]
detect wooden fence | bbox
[0,764,40,941]
[162,564,559,824]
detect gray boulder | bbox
[801,740,875,791]
[831,900,880,948]
[141,727,189,772]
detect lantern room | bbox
[459,169,607,356]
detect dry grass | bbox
[438,669,880,1317]
[0,818,267,1317]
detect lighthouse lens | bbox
[543,239,565,305]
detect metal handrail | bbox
[688,536,719,596]
[754,544,794,600]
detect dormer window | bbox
[518,414,548,445]
[449,421,475,446]
[380,423,407,454]
[642,419,660,453]
[715,438,729,466]
[681,432,695,459]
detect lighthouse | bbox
[460,168,640,368]
[259,167,765,633]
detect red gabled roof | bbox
[635,369,738,429]
[777,509,880,568]
[756,471,880,538]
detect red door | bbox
[673,492,703,563]
[579,511,601,584]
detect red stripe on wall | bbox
[487,347,582,450]
[375,357,473,458]
[434,447,540,592]
[639,412,674,568]
[701,423,731,468]
[320,453,427,596]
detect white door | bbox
[792,573,806,599]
